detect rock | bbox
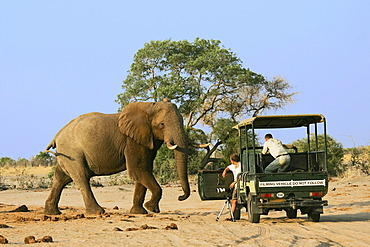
[74,213,85,219]
[164,223,178,230]
[41,236,53,242]
[0,224,10,228]
[24,236,36,244]
[113,206,119,210]
[122,214,135,218]
[12,205,30,212]
[41,215,51,221]
[125,227,139,231]
[52,216,60,221]
[140,224,158,230]
[62,216,71,221]
[0,235,8,244]
[16,216,27,222]
[113,227,123,231]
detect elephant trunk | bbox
[168,127,190,201]
[174,148,190,201]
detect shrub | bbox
[292,134,344,176]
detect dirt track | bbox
[0,176,369,246]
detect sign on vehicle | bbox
[259,179,326,188]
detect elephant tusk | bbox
[166,142,178,150]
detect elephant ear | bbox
[118,103,154,149]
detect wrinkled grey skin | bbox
[44,101,190,215]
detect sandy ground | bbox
[0,176,369,247]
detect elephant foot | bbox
[85,205,105,215]
[44,207,62,215]
[130,205,148,214]
[144,201,160,213]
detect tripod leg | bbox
[227,200,236,222]
[216,201,228,221]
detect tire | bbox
[308,212,320,222]
[285,209,297,219]
[247,194,260,223]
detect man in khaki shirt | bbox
[262,134,291,173]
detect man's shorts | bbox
[232,187,238,200]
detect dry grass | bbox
[0,166,53,176]
[339,166,369,178]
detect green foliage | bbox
[0,152,56,168]
[16,158,29,167]
[0,157,15,167]
[186,128,208,173]
[292,134,344,176]
[117,38,296,129]
[210,118,239,162]
[153,128,207,183]
[117,38,297,183]
[153,146,177,184]
[31,152,56,167]
[106,173,133,186]
[47,166,56,182]
[210,118,259,163]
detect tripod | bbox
[216,196,235,222]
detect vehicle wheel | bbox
[308,212,320,222]
[285,209,297,219]
[247,194,260,223]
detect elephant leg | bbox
[130,182,148,214]
[72,175,105,215]
[65,158,105,215]
[137,171,162,213]
[44,165,72,215]
[125,142,162,213]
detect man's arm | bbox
[222,167,230,178]
[261,142,268,154]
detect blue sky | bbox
[1,1,369,159]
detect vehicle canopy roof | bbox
[233,114,326,129]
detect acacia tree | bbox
[117,39,297,181]
[117,38,296,130]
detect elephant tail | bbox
[45,139,58,156]
[46,139,56,150]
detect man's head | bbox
[265,133,273,141]
[230,153,240,164]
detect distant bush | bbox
[0,152,56,168]
[341,146,370,177]
[292,134,344,176]
[14,166,52,189]
[0,157,16,167]
[106,173,133,186]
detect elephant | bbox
[44,101,190,215]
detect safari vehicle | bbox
[198,114,329,223]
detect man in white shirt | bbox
[262,134,291,173]
[222,154,241,220]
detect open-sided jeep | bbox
[198,114,329,223]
